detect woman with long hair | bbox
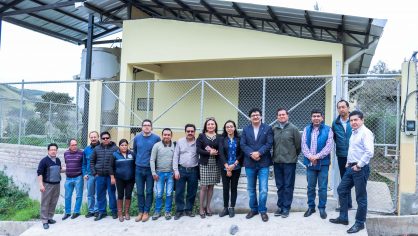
[218,120,242,218]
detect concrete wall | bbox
[0,143,67,205]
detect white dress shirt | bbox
[347,125,375,167]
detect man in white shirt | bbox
[330,110,374,234]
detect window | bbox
[137,98,153,111]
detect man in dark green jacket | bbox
[272,108,301,218]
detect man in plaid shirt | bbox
[302,109,333,220]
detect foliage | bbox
[369,60,401,74]
[26,117,45,135]
[0,170,40,221]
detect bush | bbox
[0,170,40,221]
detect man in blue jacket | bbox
[332,100,353,210]
[82,131,100,218]
[302,109,333,220]
[241,108,273,222]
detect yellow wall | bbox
[117,18,343,140]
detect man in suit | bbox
[241,108,274,222]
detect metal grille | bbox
[344,74,401,213]
[0,80,88,148]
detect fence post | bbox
[200,80,204,129]
[262,78,266,119]
[48,101,52,142]
[18,80,24,145]
[146,81,151,119]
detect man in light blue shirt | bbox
[330,110,374,234]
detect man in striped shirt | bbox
[62,139,84,220]
[302,109,334,220]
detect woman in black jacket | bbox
[196,117,221,218]
[113,139,135,222]
[218,120,243,218]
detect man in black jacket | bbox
[90,131,119,221]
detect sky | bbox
[0,0,417,84]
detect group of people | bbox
[37,100,374,234]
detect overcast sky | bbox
[0,0,417,84]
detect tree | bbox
[34,92,74,141]
[369,60,401,74]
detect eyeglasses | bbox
[101,137,110,140]
[251,114,260,117]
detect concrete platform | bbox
[21,211,368,236]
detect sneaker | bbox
[281,210,289,218]
[43,223,49,230]
[219,208,229,217]
[274,209,283,217]
[165,212,172,220]
[112,212,118,219]
[94,212,99,217]
[152,212,161,220]
[47,219,56,224]
[228,207,235,218]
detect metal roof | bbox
[0,0,386,73]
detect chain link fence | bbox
[0,81,88,148]
[344,74,401,212]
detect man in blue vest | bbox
[302,109,334,219]
[332,100,353,210]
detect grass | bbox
[0,170,40,221]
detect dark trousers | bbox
[96,175,117,214]
[175,166,199,213]
[337,156,352,208]
[116,178,135,200]
[220,168,241,208]
[338,165,370,226]
[135,166,154,213]
[274,163,296,211]
[40,183,60,224]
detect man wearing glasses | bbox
[134,119,161,222]
[90,131,118,221]
[241,108,273,222]
[173,124,199,220]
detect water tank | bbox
[78,47,121,127]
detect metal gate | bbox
[344,74,401,214]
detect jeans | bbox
[154,171,174,213]
[245,166,269,213]
[220,169,241,208]
[64,175,84,214]
[95,175,117,214]
[175,166,199,213]
[274,163,296,211]
[86,175,98,213]
[306,165,329,209]
[338,165,370,226]
[337,156,352,208]
[135,166,154,213]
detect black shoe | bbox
[112,212,118,219]
[43,223,49,230]
[71,213,80,219]
[245,211,259,219]
[94,212,99,217]
[274,209,283,217]
[219,208,229,217]
[85,212,95,218]
[62,214,71,220]
[174,212,183,220]
[228,207,235,218]
[347,224,365,234]
[185,211,195,217]
[281,210,289,218]
[329,217,349,225]
[94,213,106,221]
[261,213,269,222]
[47,219,56,224]
[319,209,327,219]
[303,208,316,217]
